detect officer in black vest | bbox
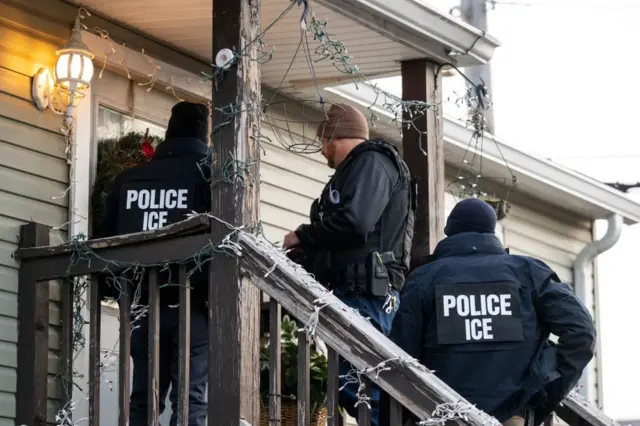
[380,198,596,426]
[283,103,416,426]
[99,101,211,426]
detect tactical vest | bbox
[313,139,417,292]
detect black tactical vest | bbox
[310,139,417,292]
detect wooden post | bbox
[401,60,446,262]
[210,0,261,425]
[460,0,495,134]
[16,222,50,426]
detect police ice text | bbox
[442,293,513,341]
[126,189,189,231]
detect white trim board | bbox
[324,82,640,225]
[313,0,500,66]
[68,86,93,424]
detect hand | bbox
[283,231,300,249]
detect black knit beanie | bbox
[444,198,497,237]
[165,101,209,143]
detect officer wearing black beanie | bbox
[165,101,209,143]
[99,101,211,426]
[444,197,497,236]
[382,198,596,426]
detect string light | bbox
[417,401,500,426]
[259,1,516,206]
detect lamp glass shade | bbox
[55,51,94,89]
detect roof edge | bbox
[313,0,500,66]
[324,83,640,225]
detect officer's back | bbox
[386,199,596,426]
[100,101,211,307]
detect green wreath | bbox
[91,130,163,237]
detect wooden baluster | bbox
[119,280,131,426]
[59,279,74,412]
[176,264,191,424]
[89,276,102,426]
[268,300,281,426]
[327,348,340,426]
[147,268,161,426]
[358,378,372,426]
[297,330,310,426]
[388,396,403,426]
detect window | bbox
[91,105,167,229]
[94,105,167,310]
[96,105,166,142]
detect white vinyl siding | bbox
[0,15,70,424]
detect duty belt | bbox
[327,265,367,295]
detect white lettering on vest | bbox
[125,189,189,210]
[464,318,494,340]
[443,295,456,317]
[443,294,513,317]
[487,294,500,315]
[124,188,190,231]
[500,294,512,315]
[143,211,169,231]
[435,282,523,344]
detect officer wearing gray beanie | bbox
[284,103,415,426]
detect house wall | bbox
[0,11,71,425]
[260,102,598,424]
[259,102,594,287]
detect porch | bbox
[5,0,620,425]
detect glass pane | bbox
[130,118,165,139]
[96,105,166,143]
[94,106,167,309]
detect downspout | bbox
[572,213,623,402]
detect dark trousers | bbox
[334,289,399,426]
[129,306,209,426]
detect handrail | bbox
[16,214,210,260]
[236,231,620,426]
[560,392,619,426]
[239,232,500,426]
[15,215,211,281]
[13,215,620,426]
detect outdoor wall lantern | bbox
[32,16,95,128]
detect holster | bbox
[365,251,395,297]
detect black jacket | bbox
[381,232,596,425]
[98,137,211,307]
[293,139,414,293]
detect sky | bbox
[374,0,640,420]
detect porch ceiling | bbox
[69,0,479,97]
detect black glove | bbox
[286,246,312,270]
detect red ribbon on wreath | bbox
[141,128,155,159]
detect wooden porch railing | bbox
[15,216,618,426]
